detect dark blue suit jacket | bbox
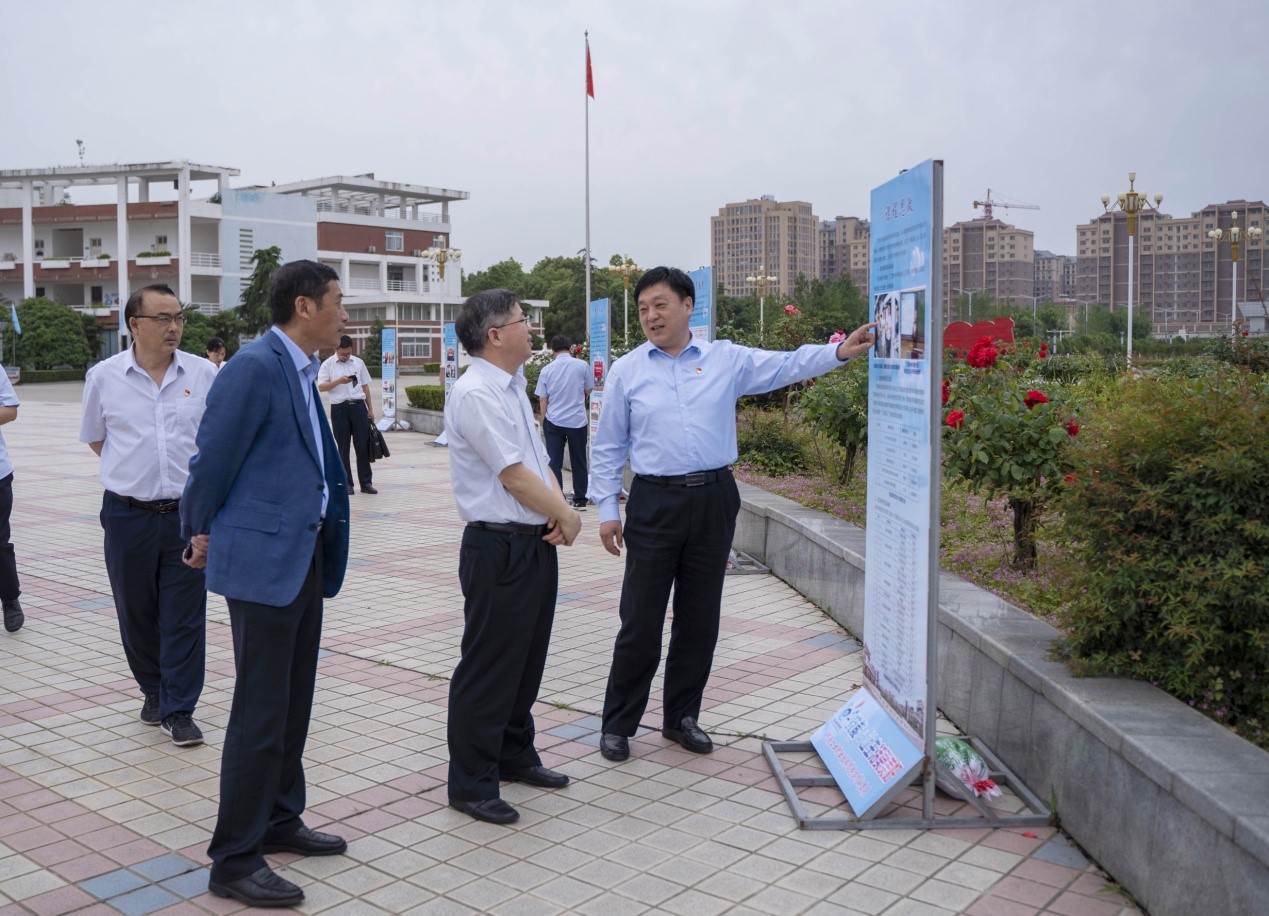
[181,329,350,607]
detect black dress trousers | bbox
[331,400,373,489]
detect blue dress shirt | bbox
[590,338,848,523]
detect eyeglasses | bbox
[491,315,530,329]
[135,312,186,326]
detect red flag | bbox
[586,41,595,98]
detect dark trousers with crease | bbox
[331,400,372,489]
[208,541,323,882]
[601,473,740,736]
[100,494,206,720]
[0,473,20,602]
[542,419,588,502]
[448,526,557,802]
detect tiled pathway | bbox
[0,390,1139,914]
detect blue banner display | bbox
[442,323,459,396]
[589,298,610,387]
[688,266,713,342]
[381,327,398,422]
[860,160,939,741]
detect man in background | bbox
[535,335,593,510]
[318,334,377,494]
[0,362,22,633]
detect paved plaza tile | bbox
[0,390,1139,914]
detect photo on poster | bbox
[899,288,926,360]
[873,291,901,360]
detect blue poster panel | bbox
[381,327,398,422]
[811,688,925,817]
[589,297,610,387]
[688,266,713,342]
[861,160,938,737]
[442,323,459,396]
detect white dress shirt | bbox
[445,357,554,525]
[79,347,218,500]
[318,353,371,404]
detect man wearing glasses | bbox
[79,284,217,747]
[443,290,582,825]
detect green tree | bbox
[81,313,104,362]
[235,246,282,336]
[787,274,869,340]
[178,308,217,357]
[361,317,384,368]
[5,297,92,369]
[463,259,529,297]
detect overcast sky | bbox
[4,1,1267,275]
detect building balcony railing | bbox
[315,200,447,224]
[188,301,221,315]
[346,278,433,295]
[189,252,221,268]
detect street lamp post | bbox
[745,266,777,343]
[951,287,982,324]
[1013,294,1040,335]
[605,256,640,347]
[1207,211,1262,327]
[1102,172,1162,365]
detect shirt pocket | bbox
[175,397,206,436]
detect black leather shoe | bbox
[502,765,569,789]
[663,716,713,754]
[2,598,23,633]
[208,866,304,907]
[361,484,379,494]
[450,797,519,824]
[599,733,629,761]
[261,825,347,856]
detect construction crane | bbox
[973,189,1039,220]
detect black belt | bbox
[468,521,550,536]
[108,491,180,514]
[634,467,732,488]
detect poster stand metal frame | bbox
[762,737,1052,831]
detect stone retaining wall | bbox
[733,481,1268,916]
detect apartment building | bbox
[1033,250,1077,303]
[0,161,548,364]
[710,196,819,298]
[1076,200,1268,335]
[817,215,871,292]
[941,218,1035,323]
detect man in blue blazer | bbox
[181,260,351,909]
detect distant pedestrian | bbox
[535,334,594,509]
[79,284,216,746]
[0,363,22,634]
[318,335,377,494]
[205,337,226,371]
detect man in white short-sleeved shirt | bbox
[442,289,582,826]
[318,335,377,494]
[79,284,217,747]
[0,365,23,634]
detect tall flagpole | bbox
[584,31,592,315]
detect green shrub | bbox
[1206,330,1269,373]
[421,362,441,374]
[736,409,813,476]
[19,368,86,383]
[406,385,445,410]
[136,250,172,258]
[1053,368,1269,745]
[798,357,869,482]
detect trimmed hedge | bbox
[421,362,441,374]
[406,385,445,410]
[18,368,86,383]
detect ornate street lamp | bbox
[1207,211,1262,327]
[745,266,777,343]
[424,244,462,281]
[605,255,640,347]
[1102,172,1162,365]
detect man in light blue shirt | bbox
[535,335,594,509]
[589,266,875,762]
[0,365,22,633]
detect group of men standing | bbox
[56,261,872,907]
